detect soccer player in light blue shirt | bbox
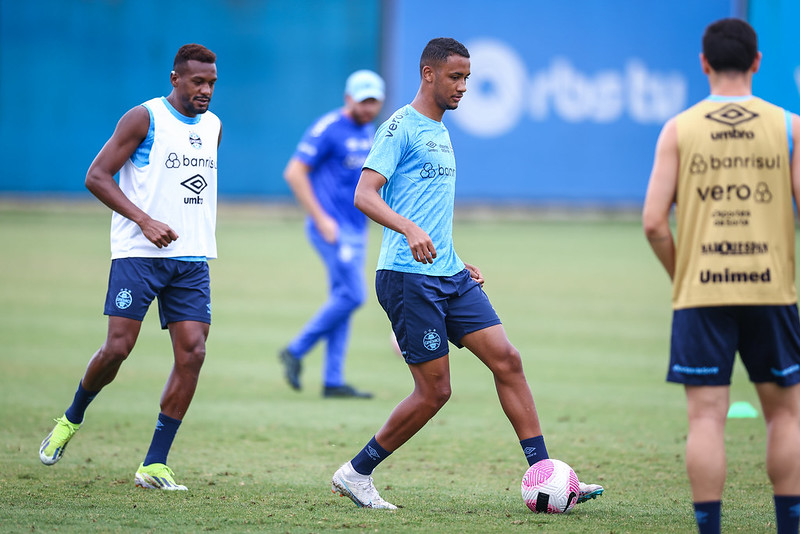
[280,70,385,398]
[330,37,604,510]
[365,104,463,276]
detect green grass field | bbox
[0,201,781,533]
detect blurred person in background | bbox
[279,70,385,399]
[643,18,800,534]
[39,44,221,491]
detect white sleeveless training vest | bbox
[110,96,220,259]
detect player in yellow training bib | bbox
[643,18,800,534]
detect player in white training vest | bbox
[111,95,219,259]
[39,44,221,491]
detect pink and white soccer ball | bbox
[521,458,580,513]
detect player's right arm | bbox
[283,157,338,243]
[790,113,800,214]
[354,168,437,264]
[642,117,679,281]
[85,106,179,248]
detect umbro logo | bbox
[366,445,381,460]
[705,103,758,127]
[181,174,207,195]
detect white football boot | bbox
[331,461,397,510]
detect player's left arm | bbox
[642,118,679,281]
[463,262,485,287]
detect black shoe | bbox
[279,348,302,391]
[323,384,373,399]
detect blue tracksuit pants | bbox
[287,222,367,387]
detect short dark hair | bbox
[702,18,757,73]
[419,37,470,77]
[173,44,216,73]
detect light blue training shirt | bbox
[364,104,465,276]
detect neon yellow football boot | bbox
[135,462,188,491]
[39,415,80,465]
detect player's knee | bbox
[437,385,452,407]
[422,383,451,410]
[764,399,800,423]
[99,337,135,364]
[493,346,524,376]
[180,343,206,371]
[765,409,800,441]
[342,290,366,311]
[96,348,129,367]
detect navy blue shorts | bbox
[375,268,501,364]
[668,305,800,386]
[104,258,211,329]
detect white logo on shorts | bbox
[422,329,441,351]
[115,288,133,310]
[338,243,355,263]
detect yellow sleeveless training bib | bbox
[673,97,795,309]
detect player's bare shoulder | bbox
[655,116,678,149]
[113,105,151,142]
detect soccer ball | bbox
[521,458,580,513]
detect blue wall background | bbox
[749,0,800,114]
[382,0,732,204]
[0,0,380,198]
[1,0,797,205]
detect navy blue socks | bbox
[520,435,548,466]
[64,381,98,425]
[351,436,392,475]
[774,495,800,534]
[693,501,721,534]
[143,413,182,466]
